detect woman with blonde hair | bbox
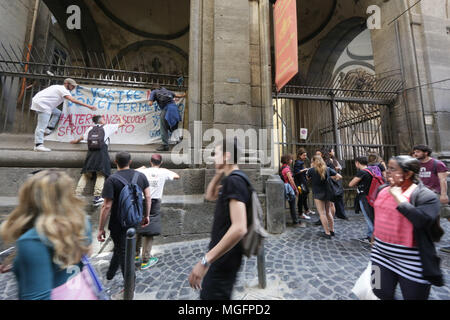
[307,156,343,239]
[0,170,92,300]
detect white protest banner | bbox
[45,85,186,145]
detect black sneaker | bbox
[318,232,332,240]
[314,220,322,226]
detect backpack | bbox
[155,89,174,108]
[113,172,144,229]
[368,164,383,180]
[363,168,385,207]
[279,165,289,183]
[87,125,106,151]
[230,171,269,258]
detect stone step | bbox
[0,167,267,197]
[0,190,269,247]
[0,149,190,169]
[0,195,216,246]
[0,197,17,218]
[0,167,205,197]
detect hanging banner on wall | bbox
[274,0,299,91]
[45,85,186,145]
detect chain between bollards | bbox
[124,228,136,300]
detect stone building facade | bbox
[0,0,449,243]
[1,0,449,157]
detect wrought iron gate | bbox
[272,73,403,208]
[0,42,187,134]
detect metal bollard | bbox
[257,241,267,289]
[124,228,136,301]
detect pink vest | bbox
[373,186,417,247]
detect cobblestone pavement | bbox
[1,212,450,300]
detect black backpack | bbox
[155,89,174,108]
[113,172,144,229]
[230,171,269,258]
[88,125,106,151]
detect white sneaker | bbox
[34,145,51,152]
[300,214,311,220]
[44,129,52,135]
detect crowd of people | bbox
[0,80,448,300]
[279,144,449,300]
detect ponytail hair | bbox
[312,155,327,180]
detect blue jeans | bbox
[34,109,61,145]
[359,197,374,238]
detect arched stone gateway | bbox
[112,41,188,75]
[41,0,105,58]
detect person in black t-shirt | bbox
[323,147,348,220]
[294,148,315,220]
[349,156,374,244]
[188,138,250,300]
[97,152,151,284]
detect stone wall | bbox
[0,166,269,245]
[0,0,34,47]
[368,0,450,157]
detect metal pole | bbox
[124,228,136,300]
[330,93,342,160]
[257,241,267,289]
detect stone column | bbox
[413,0,450,159]
[369,0,450,157]
[188,0,273,165]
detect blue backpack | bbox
[113,172,144,229]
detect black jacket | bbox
[382,183,444,286]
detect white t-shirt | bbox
[136,167,177,199]
[31,85,72,114]
[83,124,120,145]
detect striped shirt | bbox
[371,238,430,284]
[373,187,417,247]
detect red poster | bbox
[274,0,299,91]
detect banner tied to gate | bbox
[45,85,186,145]
[274,0,299,91]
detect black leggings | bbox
[288,198,299,224]
[372,262,432,300]
[297,192,309,214]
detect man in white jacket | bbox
[31,78,97,152]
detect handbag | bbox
[351,262,380,300]
[51,255,109,300]
[326,169,343,201]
